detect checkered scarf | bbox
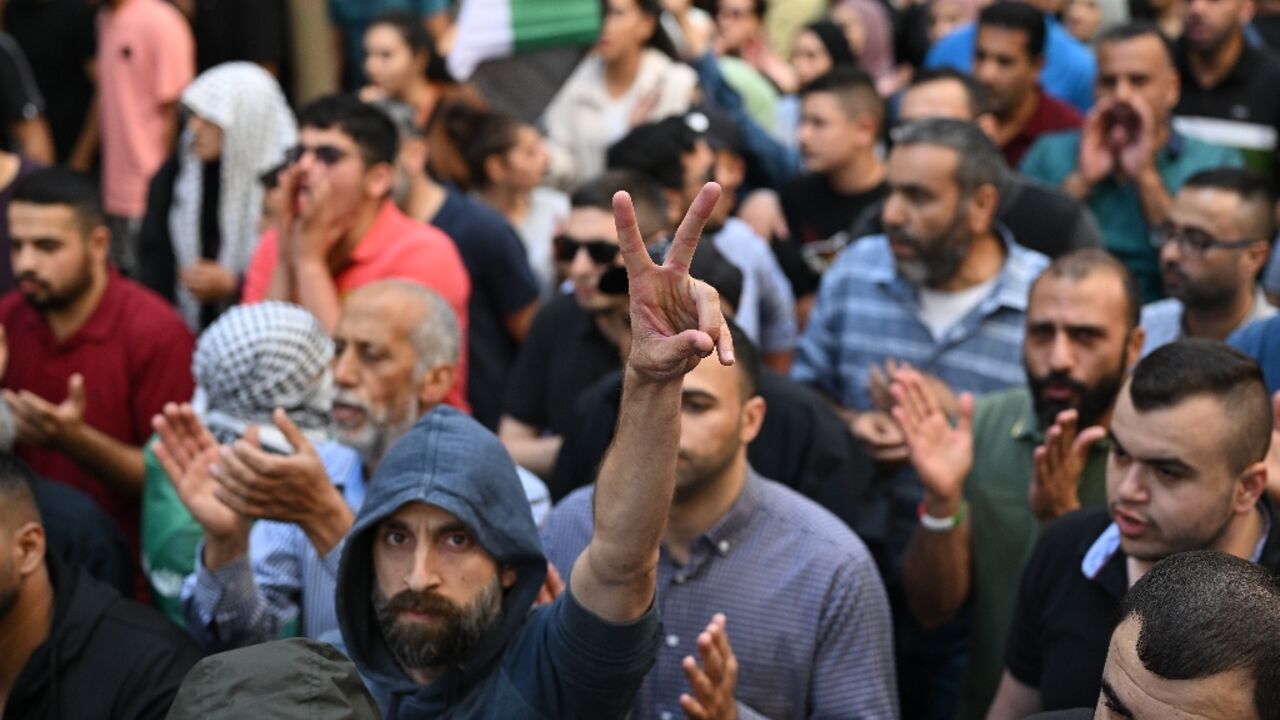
[192,303,334,445]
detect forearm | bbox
[291,258,341,332]
[1134,166,1172,227]
[571,368,682,622]
[504,435,563,479]
[68,93,100,171]
[13,118,55,165]
[184,547,291,651]
[901,518,971,628]
[299,491,354,558]
[60,425,145,496]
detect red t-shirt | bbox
[1,269,195,544]
[242,200,472,411]
[1003,90,1084,168]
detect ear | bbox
[1235,460,1267,512]
[967,183,1000,235]
[417,363,457,409]
[400,136,430,174]
[853,112,879,145]
[1124,326,1146,370]
[1244,240,1270,278]
[365,162,397,201]
[739,396,767,445]
[500,564,518,590]
[715,152,746,194]
[661,188,683,228]
[87,225,111,263]
[483,154,507,187]
[14,521,46,577]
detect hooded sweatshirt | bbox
[166,638,380,719]
[4,553,202,720]
[336,406,661,718]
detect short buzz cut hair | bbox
[908,68,989,119]
[570,170,671,243]
[1032,248,1142,330]
[891,117,1007,198]
[799,67,886,134]
[1182,166,1277,243]
[1096,21,1177,69]
[1119,550,1280,720]
[11,167,105,233]
[0,453,41,530]
[1129,339,1272,475]
[978,1,1047,59]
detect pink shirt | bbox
[243,201,473,411]
[98,0,194,217]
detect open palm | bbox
[152,403,250,541]
[891,369,974,501]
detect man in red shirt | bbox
[973,2,1083,167]
[242,94,471,410]
[0,167,194,546]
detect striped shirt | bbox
[541,471,899,720]
[791,232,1048,410]
[182,441,365,651]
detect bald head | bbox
[344,280,461,375]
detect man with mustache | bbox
[1140,167,1276,356]
[986,339,1280,717]
[892,248,1145,720]
[1020,22,1242,303]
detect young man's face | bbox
[291,126,380,222]
[1184,0,1251,53]
[674,348,763,501]
[9,202,101,311]
[973,25,1041,119]
[1095,36,1180,128]
[1105,387,1250,562]
[371,502,515,676]
[797,92,865,175]
[1023,272,1140,430]
[1096,617,1259,720]
[559,207,627,313]
[1160,186,1267,312]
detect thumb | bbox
[273,407,312,454]
[956,393,976,433]
[1073,425,1108,458]
[67,374,86,410]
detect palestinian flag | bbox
[447,0,602,81]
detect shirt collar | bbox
[24,267,125,348]
[349,200,405,265]
[1010,391,1043,443]
[697,469,764,557]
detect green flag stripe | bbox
[510,0,601,50]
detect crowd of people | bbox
[3,0,1280,718]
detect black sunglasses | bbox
[553,235,621,265]
[1150,221,1259,256]
[285,143,350,167]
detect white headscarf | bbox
[170,62,297,328]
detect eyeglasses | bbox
[285,143,350,166]
[553,235,621,265]
[1150,221,1260,255]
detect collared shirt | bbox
[1174,39,1280,180]
[957,386,1109,720]
[182,441,365,651]
[712,217,798,353]
[791,232,1048,411]
[240,200,473,411]
[1140,286,1277,357]
[1020,130,1243,303]
[0,268,195,545]
[1004,498,1280,711]
[541,471,899,720]
[1002,90,1082,169]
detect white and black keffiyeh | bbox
[192,303,334,446]
[171,62,297,328]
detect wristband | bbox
[918,500,967,532]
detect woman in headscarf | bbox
[774,19,860,146]
[831,0,903,95]
[138,62,295,330]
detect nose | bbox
[568,245,597,278]
[11,242,35,274]
[1113,462,1150,504]
[1160,233,1182,265]
[406,544,444,592]
[882,192,905,228]
[332,346,359,389]
[1049,332,1074,373]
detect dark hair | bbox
[1096,22,1177,69]
[606,115,701,191]
[1120,550,1280,720]
[891,117,1007,197]
[803,19,858,68]
[296,94,399,167]
[1033,248,1141,330]
[367,10,451,82]
[628,0,680,59]
[1129,339,1271,474]
[1183,167,1277,241]
[443,105,524,190]
[978,2,1047,59]
[12,168,104,232]
[725,319,760,399]
[570,170,671,241]
[799,67,886,132]
[0,453,40,527]
[908,67,989,118]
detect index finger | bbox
[613,190,656,276]
[665,182,722,273]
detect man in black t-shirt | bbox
[778,68,889,299]
[986,340,1280,719]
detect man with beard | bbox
[0,452,201,719]
[892,248,1145,720]
[0,167,194,564]
[1141,167,1276,356]
[332,182,736,717]
[986,339,1280,717]
[1172,0,1280,179]
[540,321,898,719]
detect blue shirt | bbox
[1141,287,1276,357]
[925,20,1095,113]
[1020,130,1243,303]
[183,441,365,651]
[1230,312,1280,394]
[541,471,899,720]
[791,233,1048,411]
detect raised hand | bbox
[891,368,974,515]
[615,182,734,382]
[680,614,739,720]
[1116,95,1158,179]
[1029,409,1104,523]
[4,374,88,449]
[1078,97,1117,186]
[152,403,251,544]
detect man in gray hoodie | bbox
[334,182,737,718]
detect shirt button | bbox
[661,713,674,720]
[675,573,687,584]
[665,634,680,648]
[717,540,731,555]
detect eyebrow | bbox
[1101,679,1135,719]
[681,389,717,402]
[1107,431,1194,475]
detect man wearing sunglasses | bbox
[240,95,471,411]
[1139,167,1276,357]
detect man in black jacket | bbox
[0,453,201,719]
